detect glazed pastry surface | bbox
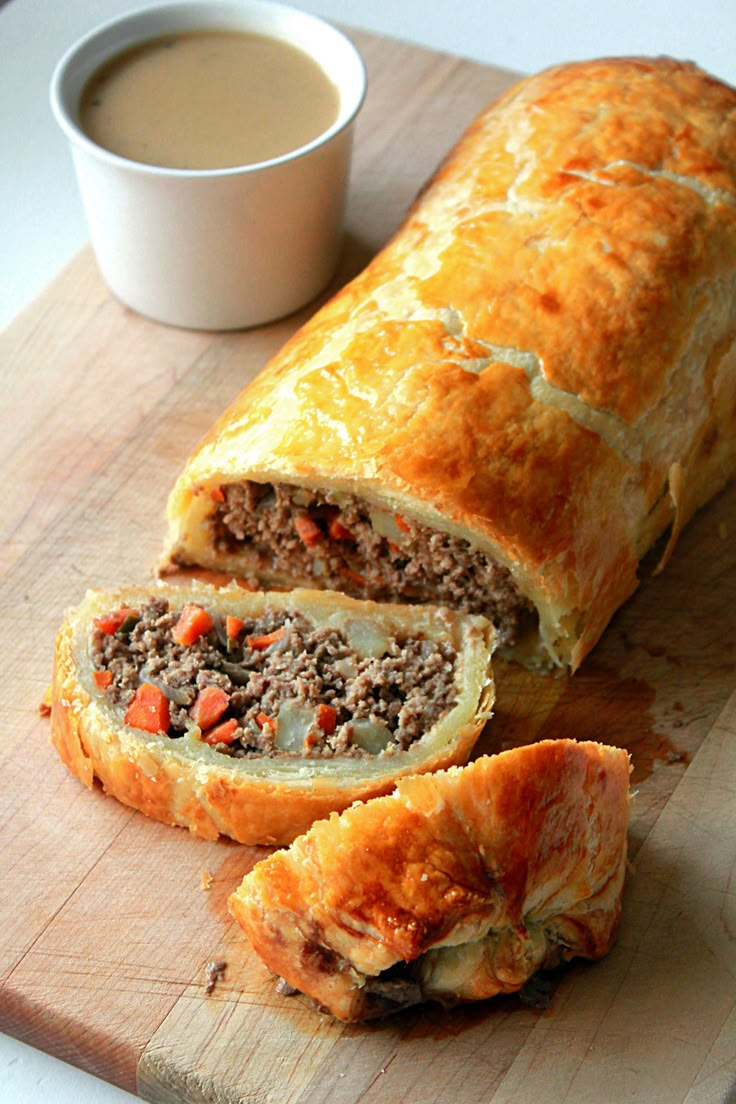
[163,57,736,668]
[230,738,631,1021]
[50,582,494,845]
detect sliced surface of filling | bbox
[90,596,458,758]
[211,482,535,647]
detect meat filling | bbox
[211,482,535,646]
[90,596,458,758]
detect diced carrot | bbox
[328,515,354,541]
[124,683,170,734]
[294,515,321,546]
[316,703,337,735]
[341,566,366,588]
[93,607,138,635]
[93,669,113,690]
[246,626,286,651]
[172,604,214,646]
[226,615,244,641]
[210,485,225,502]
[255,711,276,732]
[202,717,240,746]
[394,513,411,533]
[191,686,230,731]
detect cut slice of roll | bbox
[229,739,631,1021]
[49,582,495,845]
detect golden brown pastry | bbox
[229,738,631,1021]
[161,56,736,670]
[49,581,495,844]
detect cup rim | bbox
[49,0,367,178]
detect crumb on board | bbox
[275,976,299,997]
[199,868,213,891]
[204,960,227,995]
[38,685,53,717]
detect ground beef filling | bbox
[211,482,535,647]
[90,597,458,758]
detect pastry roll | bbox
[229,738,631,1021]
[49,582,494,844]
[161,56,736,670]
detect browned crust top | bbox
[166,57,736,666]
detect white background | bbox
[2,0,736,1100]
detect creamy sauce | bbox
[79,30,340,169]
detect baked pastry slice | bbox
[161,56,736,670]
[229,739,631,1021]
[49,582,495,844]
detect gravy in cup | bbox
[50,0,366,330]
[79,30,341,170]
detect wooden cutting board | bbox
[1,27,735,1104]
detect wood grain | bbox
[1,25,735,1104]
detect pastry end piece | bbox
[229,738,631,1021]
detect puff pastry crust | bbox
[49,582,495,844]
[162,56,736,669]
[229,738,631,1021]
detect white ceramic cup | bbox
[50,1,366,330]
